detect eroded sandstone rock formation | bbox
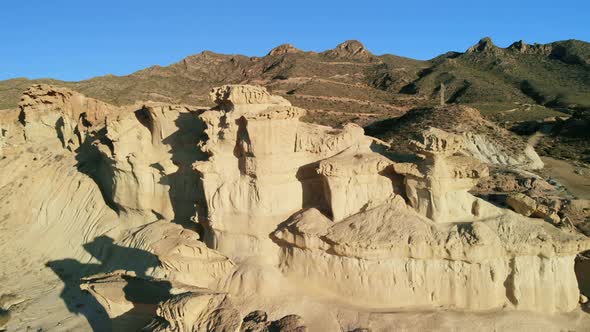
[366,105,545,170]
[191,85,590,313]
[18,84,119,149]
[194,84,386,261]
[2,84,590,331]
[394,128,489,222]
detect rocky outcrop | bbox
[241,311,307,332]
[394,128,489,222]
[466,37,499,54]
[80,272,175,322]
[506,193,560,223]
[366,105,544,170]
[268,44,302,56]
[191,86,590,314]
[18,84,119,149]
[322,40,376,61]
[119,221,234,288]
[144,292,240,332]
[209,84,291,111]
[99,103,206,223]
[3,84,590,331]
[194,84,382,260]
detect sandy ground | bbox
[542,157,590,199]
[528,127,590,199]
[5,277,590,332]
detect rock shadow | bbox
[82,235,159,278]
[45,259,109,331]
[159,110,210,233]
[295,161,332,219]
[233,116,254,177]
[110,275,172,330]
[75,128,118,212]
[575,250,590,313]
[46,235,170,331]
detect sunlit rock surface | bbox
[1,84,589,331]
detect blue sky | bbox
[0,0,587,81]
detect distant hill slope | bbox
[1,38,589,126]
[405,38,590,113]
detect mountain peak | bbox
[323,40,374,60]
[267,44,302,56]
[467,37,497,53]
[509,40,528,51]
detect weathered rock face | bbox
[100,103,207,223]
[144,292,241,332]
[192,86,590,314]
[462,132,544,170]
[317,147,398,222]
[194,84,383,260]
[322,40,376,62]
[3,84,590,331]
[274,194,588,313]
[366,105,544,170]
[267,44,302,56]
[394,128,490,223]
[18,84,119,149]
[0,89,127,332]
[13,85,208,226]
[119,221,234,288]
[0,85,236,331]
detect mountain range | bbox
[1,38,589,126]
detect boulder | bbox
[144,292,240,332]
[269,314,306,332]
[507,193,538,216]
[240,311,307,332]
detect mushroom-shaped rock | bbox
[409,127,464,157]
[396,127,489,222]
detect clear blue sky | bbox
[0,0,587,81]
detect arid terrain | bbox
[0,39,589,332]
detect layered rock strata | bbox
[2,84,589,331]
[394,128,490,223]
[192,85,590,314]
[101,103,206,222]
[194,85,382,261]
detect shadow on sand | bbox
[46,235,171,331]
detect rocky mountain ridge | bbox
[2,38,588,128]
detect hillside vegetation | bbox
[1,38,589,127]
